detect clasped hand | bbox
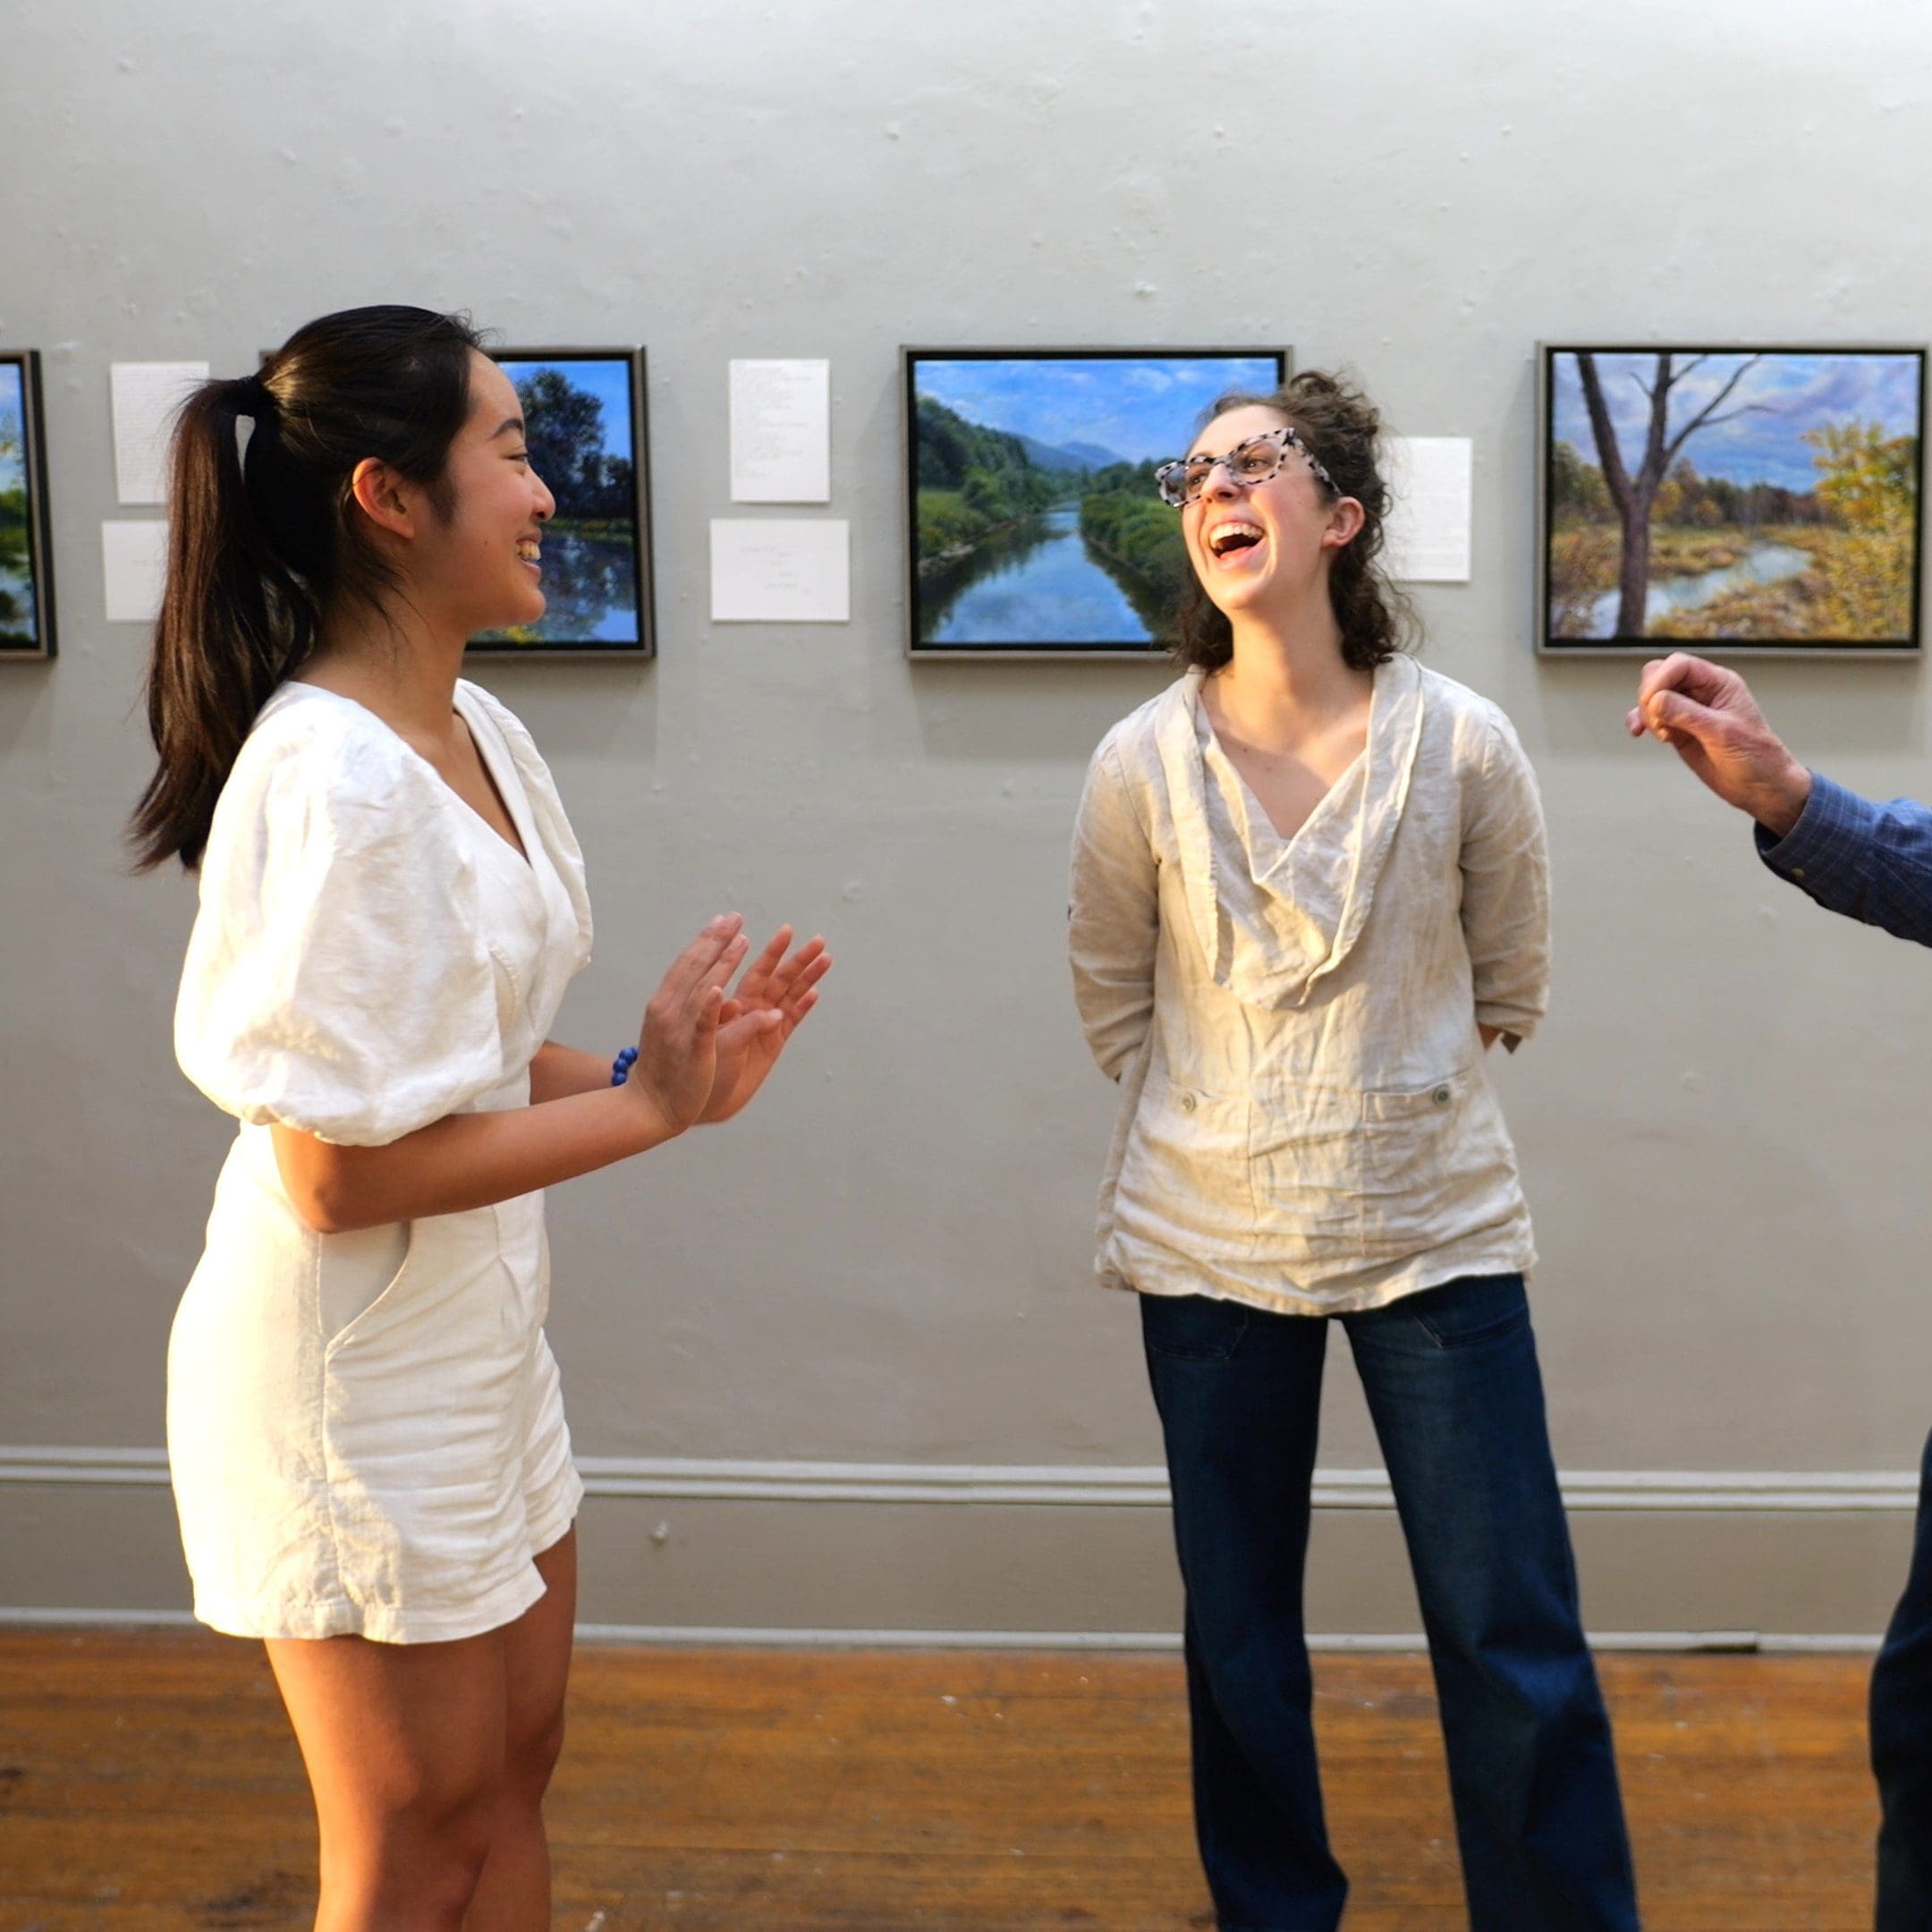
[624,914,832,1135]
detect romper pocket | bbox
[322,1228,421,1361]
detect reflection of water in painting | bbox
[921,505,1167,648]
[475,530,640,648]
[1580,541,1810,639]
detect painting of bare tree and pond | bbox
[1539,345,1925,656]
[904,348,1286,657]
[470,348,652,657]
[0,352,55,661]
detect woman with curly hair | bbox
[1068,372,1639,1930]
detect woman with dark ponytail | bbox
[1068,373,1640,1928]
[135,305,831,1928]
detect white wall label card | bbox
[102,520,169,623]
[709,519,850,623]
[729,359,830,503]
[111,360,208,505]
[1383,435,1473,583]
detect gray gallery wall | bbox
[5,0,1932,1642]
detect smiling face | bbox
[410,351,557,635]
[1180,404,1359,623]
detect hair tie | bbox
[232,370,276,420]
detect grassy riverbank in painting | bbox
[1546,350,1922,648]
[911,352,1279,649]
[0,362,39,652]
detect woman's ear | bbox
[1322,496,1367,549]
[347,456,418,541]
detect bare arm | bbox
[273,914,767,1233]
[529,1040,616,1103]
[273,1083,680,1233]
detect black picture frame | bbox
[902,346,1290,660]
[1537,343,1927,657]
[468,346,654,658]
[0,351,56,662]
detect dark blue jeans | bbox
[1141,1274,1640,1932]
[1873,1426,1932,1928]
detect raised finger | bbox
[660,914,744,1004]
[695,930,751,1000]
[765,936,829,1000]
[732,925,795,1004]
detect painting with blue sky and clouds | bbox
[906,348,1285,655]
[470,349,651,655]
[0,352,52,657]
[1543,346,1924,653]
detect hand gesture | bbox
[624,915,752,1136]
[1626,652,1811,837]
[700,925,832,1124]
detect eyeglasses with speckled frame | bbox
[1154,425,1337,509]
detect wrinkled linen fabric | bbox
[1068,656,1548,1315]
[168,680,592,1642]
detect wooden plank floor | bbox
[0,1631,1880,1929]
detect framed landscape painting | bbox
[903,347,1288,658]
[0,351,55,661]
[470,347,653,657]
[1538,344,1926,656]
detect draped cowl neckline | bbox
[1152,654,1428,1011]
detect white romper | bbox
[167,679,592,1643]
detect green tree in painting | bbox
[1803,419,1917,640]
[513,370,633,523]
[913,395,1060,565]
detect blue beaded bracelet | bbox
[611,1045,639,1087]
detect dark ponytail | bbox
[129,305,483,870]
[1171,369,1415,676]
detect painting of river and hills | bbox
[0,354,50,658]
[470,349,651,655]
[1542,347,1926,655]
[907,349,1286,656]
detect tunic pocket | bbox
[1354,1068,1485,1260]
[1114,1070,1257,1267]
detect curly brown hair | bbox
[1169,369,1415,674]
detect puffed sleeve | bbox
[174,714,507,1145]
[1460,704,1551,1050]
[1069,731,1160,1082]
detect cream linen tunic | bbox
[1069,654,1548,1316]
[167,679,593,1642]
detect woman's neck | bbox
[301,597,470,744]
[1211,599,1371,749]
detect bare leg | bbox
[266,1624,509,1932]
[465,1529,578,1930]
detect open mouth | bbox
[516,540,542,567]
[1207,521,1264,560]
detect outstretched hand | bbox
[1626,652,1811,838]
[701,924,832,1123]
[624,915,752,1136]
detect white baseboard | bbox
[0,1445,1918,1513]
[0,1605,1884,1653]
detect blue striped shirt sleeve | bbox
[1755,772,1932,950]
